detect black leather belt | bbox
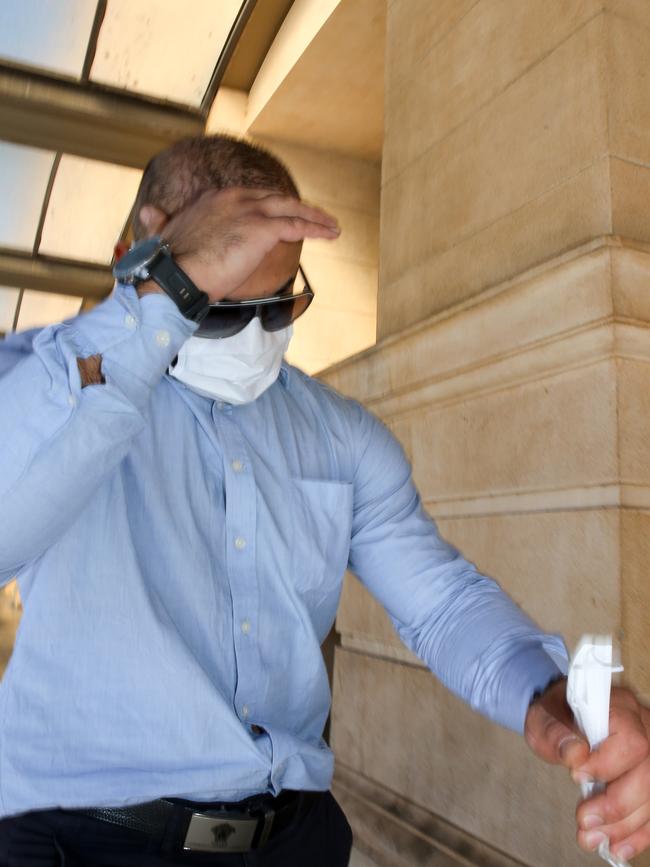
[77,789,319,854]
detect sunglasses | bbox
[195,266,314,339]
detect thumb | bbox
[525,699,590,769]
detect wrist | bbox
[136,279,165,298]
[77,354,105,388]
[530,673,567,708]
[114,238,210,322]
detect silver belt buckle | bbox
[183,808,273,853]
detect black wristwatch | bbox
[113,237,210,323]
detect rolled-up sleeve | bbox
[347,404,567,733]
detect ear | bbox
[138,204,169,238]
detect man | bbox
[0,135,647,866]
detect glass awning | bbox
[0,0,249,336]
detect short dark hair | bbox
[132,135,299,239]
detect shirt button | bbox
[67,394,77,407]
[155,329,170,347]
[231,459,244,473]
[242,705,249,719]
[234,536,246,550]
[241,619,251,635]
[124,313,137,329]
[217,401,227,411]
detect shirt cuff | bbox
[504,635,569,734]
[65,283,198,411]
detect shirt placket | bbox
[212,402,263,733]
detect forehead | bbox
[226,241,302,301]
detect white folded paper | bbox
[566,635,627,867]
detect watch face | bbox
[113,236,164,282]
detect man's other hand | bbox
[525,678,650,861]
[138,187,340,302]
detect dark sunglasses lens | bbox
[196,305,256,339]
[261,293,313,332]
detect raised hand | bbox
[138,187,340,302]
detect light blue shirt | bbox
[0,283,566,818]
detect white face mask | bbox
[169,317,292,404]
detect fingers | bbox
[608,821,650,863]
[572,689,650,859]
[577,815,650,862]
[269,215,340,244]
[199,186,339,230]
[168,187,341,251]
[577,758,650,831]
[576,703,649,784]
[577,801,650,855]
[253,194,339,229]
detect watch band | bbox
[148,249,210,323]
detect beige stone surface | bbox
[377,158,612,338]
[288,296,376,376]
[381,14,608,291]
[331,648,594,867]
[349,848,379,867]
[609,0,650,25]
[611,158,650,246]
[246,0,342,127]
[388,416,414,464]
[384,0,603,182]
[407,361,617,503]
[618,359,650,488]
[303,206,379,268]
[256,137,381,214]
[336,762,530,867]
[248,0,385,160]
[608,11,650,168]
[325,244,618,406]
[611,244,650,320]
[299,253,378,316]
[0,582,20,679]
[621,511,650,702]
[385,0,480,89]
[205,87,248,137]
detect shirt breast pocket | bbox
[290,478,353,612]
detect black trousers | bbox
[0,792,352,867]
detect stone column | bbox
[323,2,650,865]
